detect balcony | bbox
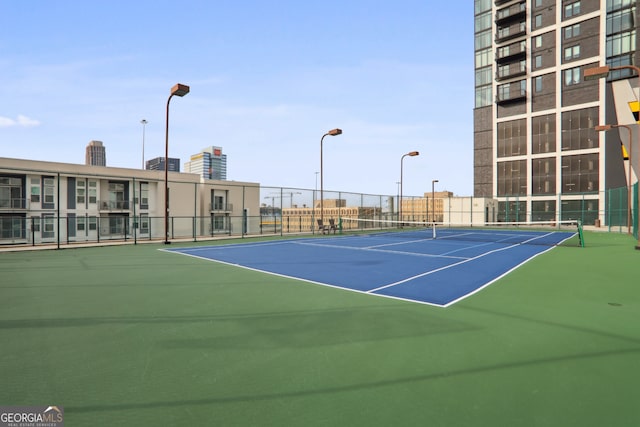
[495,2,526,26]
[495,21,526,43]
[210,202,233,212]
[99,200,130,211]
[496,61,527,81]
[496,40,527,64]
[0,198,28,210]
[496,81,527,104]
[495,0,516,5]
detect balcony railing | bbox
[495,21,526,43]
[210,202,233,212]
[0,198,27,209]
[99,200,130,210]
[496,40,527,64]
[495,2,526,25]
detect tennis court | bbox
[166,224,579,306]
[0,230,638,426]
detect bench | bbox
[317,219,329,234]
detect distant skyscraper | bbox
[85,140,106,166]
[146,157,180,172]
[184,146,227,180]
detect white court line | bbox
[165,247,450,308]
[293,240,469,260]
[367,240,530,294]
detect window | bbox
[497,160,527,197]
[532,157,556,195]
[607,0,636,13]
[31,216,40,232]
[89,216,97,231]
[476,67,492,86]
[535,55,542,68]
[475,30,492,50]
[88,181,97,204]
[213,196,225,210]
[108,182,127,209]
[607,7,635,34]
[0,216,25,239]
[564,1,581,18]
[475,86,492,107]
[43,177,55,205]
[497,119,527,158]
[562,153,599,193]
[531,200,556,221]
[564,45,581,60]
[140,214,149,234]
[535,35,543,48]
[0,177,23,209]
[475,11,492,32]
[77,216,86,232]
[30,178,40,203]
[535,0,543,6]
[532,114,556,154]
[606,30,636,57]
[497,201,527,222]
[42,215,55,238]
[475,48,492,68]
[564,24,581,39]
[564,66,581,85]
[561,107,599,151]
[561,199,598,223]
[77,180,86,204]
[534,76,543,92]
[475,0,491,14]
[535,14,542,28]
[140,182,149,209]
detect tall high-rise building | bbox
[146,157,180,172]
[474,0,638,225]
[85,140,106,166]
[184,146,227,180]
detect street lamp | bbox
[399,151,419,225]
[431,179,439,224]
[595,124,633,234]
[584,64,639,249]
[431,179,439,238]
[140,119,147,169]
[164,83,190,244]
[320,128,342,226]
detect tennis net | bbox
[335,218,584,247]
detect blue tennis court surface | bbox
[164,228,576,307]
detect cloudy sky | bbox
[1,1,474,197]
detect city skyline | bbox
[0,1,473,198]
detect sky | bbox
[0,1,474,198]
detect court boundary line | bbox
[161,247,448,308]
[162,231,575,307]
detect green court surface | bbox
[0,232,638,426]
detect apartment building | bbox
[474,0,639,225]
[0,157,259,245]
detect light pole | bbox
[585,65,639,248]
[431,179,439,238]
[140,119,147,169]
[320,128,342,226]
[595,124,633,234]
[164,83,190,245]
[399,151,419,225]
[432,179,439,223]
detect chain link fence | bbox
[1,184,637,247]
